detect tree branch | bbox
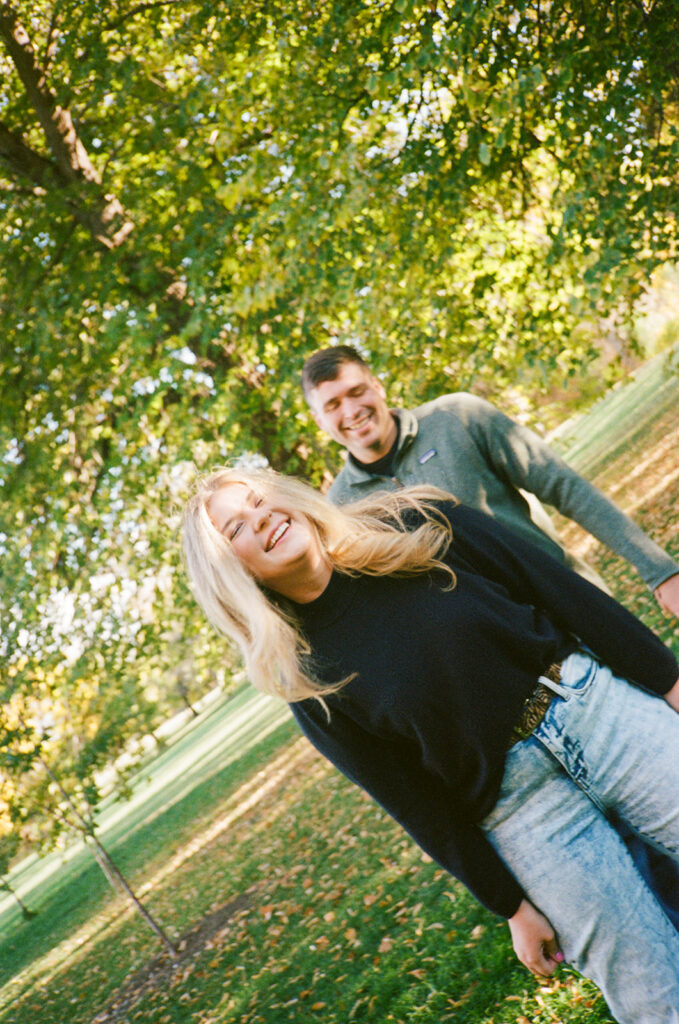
[0,4,134,248]
[0,119,60,187]
[0,4,98,184]
[41,2,61,73]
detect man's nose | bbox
[343,396,362,419]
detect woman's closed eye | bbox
[229,495,263,540]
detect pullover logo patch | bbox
[418,448,437,465]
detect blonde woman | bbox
[183,466,679,1024]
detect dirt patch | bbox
[90,894,251,1024]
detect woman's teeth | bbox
[267,521,289,550]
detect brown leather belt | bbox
[508,663,562,749]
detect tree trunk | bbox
[36,750,179,958]
[88,839,178,958]
[0,4,133,248]
[1,878,37,920]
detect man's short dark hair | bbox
[301,345,370,397]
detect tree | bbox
[0,832,36,920]
[1,674,179,954]
[1,0,678,905]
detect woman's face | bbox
[207,482,330,601]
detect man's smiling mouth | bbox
[266,520,290,551]
[344,413,372,432]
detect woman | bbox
[183,466,679,1024]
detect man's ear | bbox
[371,375,387,399]
[306,394,322,427]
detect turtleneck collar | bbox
[287,568,358,628]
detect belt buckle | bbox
[508,663,561,749]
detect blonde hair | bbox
[182,466,456,703]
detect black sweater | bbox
[289,503,678,918]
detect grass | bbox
[551,354,679,645]
[2,740,612,1024]
[1,356,678,1024]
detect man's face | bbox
[306,362,396,463]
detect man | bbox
[301,343,679,927]
[302,344,679,610]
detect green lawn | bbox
[2,357,678,1024]
[0,685,290,941]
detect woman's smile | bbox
[266,519,290,551]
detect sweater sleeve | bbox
[459,393,679,591]
[290,698,526,918]
[444,503,679,695]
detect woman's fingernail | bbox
[554,951,564,963]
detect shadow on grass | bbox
[90,894,251,1024]
[0,719,298,999]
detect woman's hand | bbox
[663,677,679,714]
[654,574,679,618]
[507,899,564,977]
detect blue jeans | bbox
[481,653,679,1024]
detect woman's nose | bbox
[253,505,271,531]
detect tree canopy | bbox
[2,0,679,859]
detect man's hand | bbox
[507,899,564,977]
[654,574,679,618]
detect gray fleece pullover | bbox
[327,393,678,592]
